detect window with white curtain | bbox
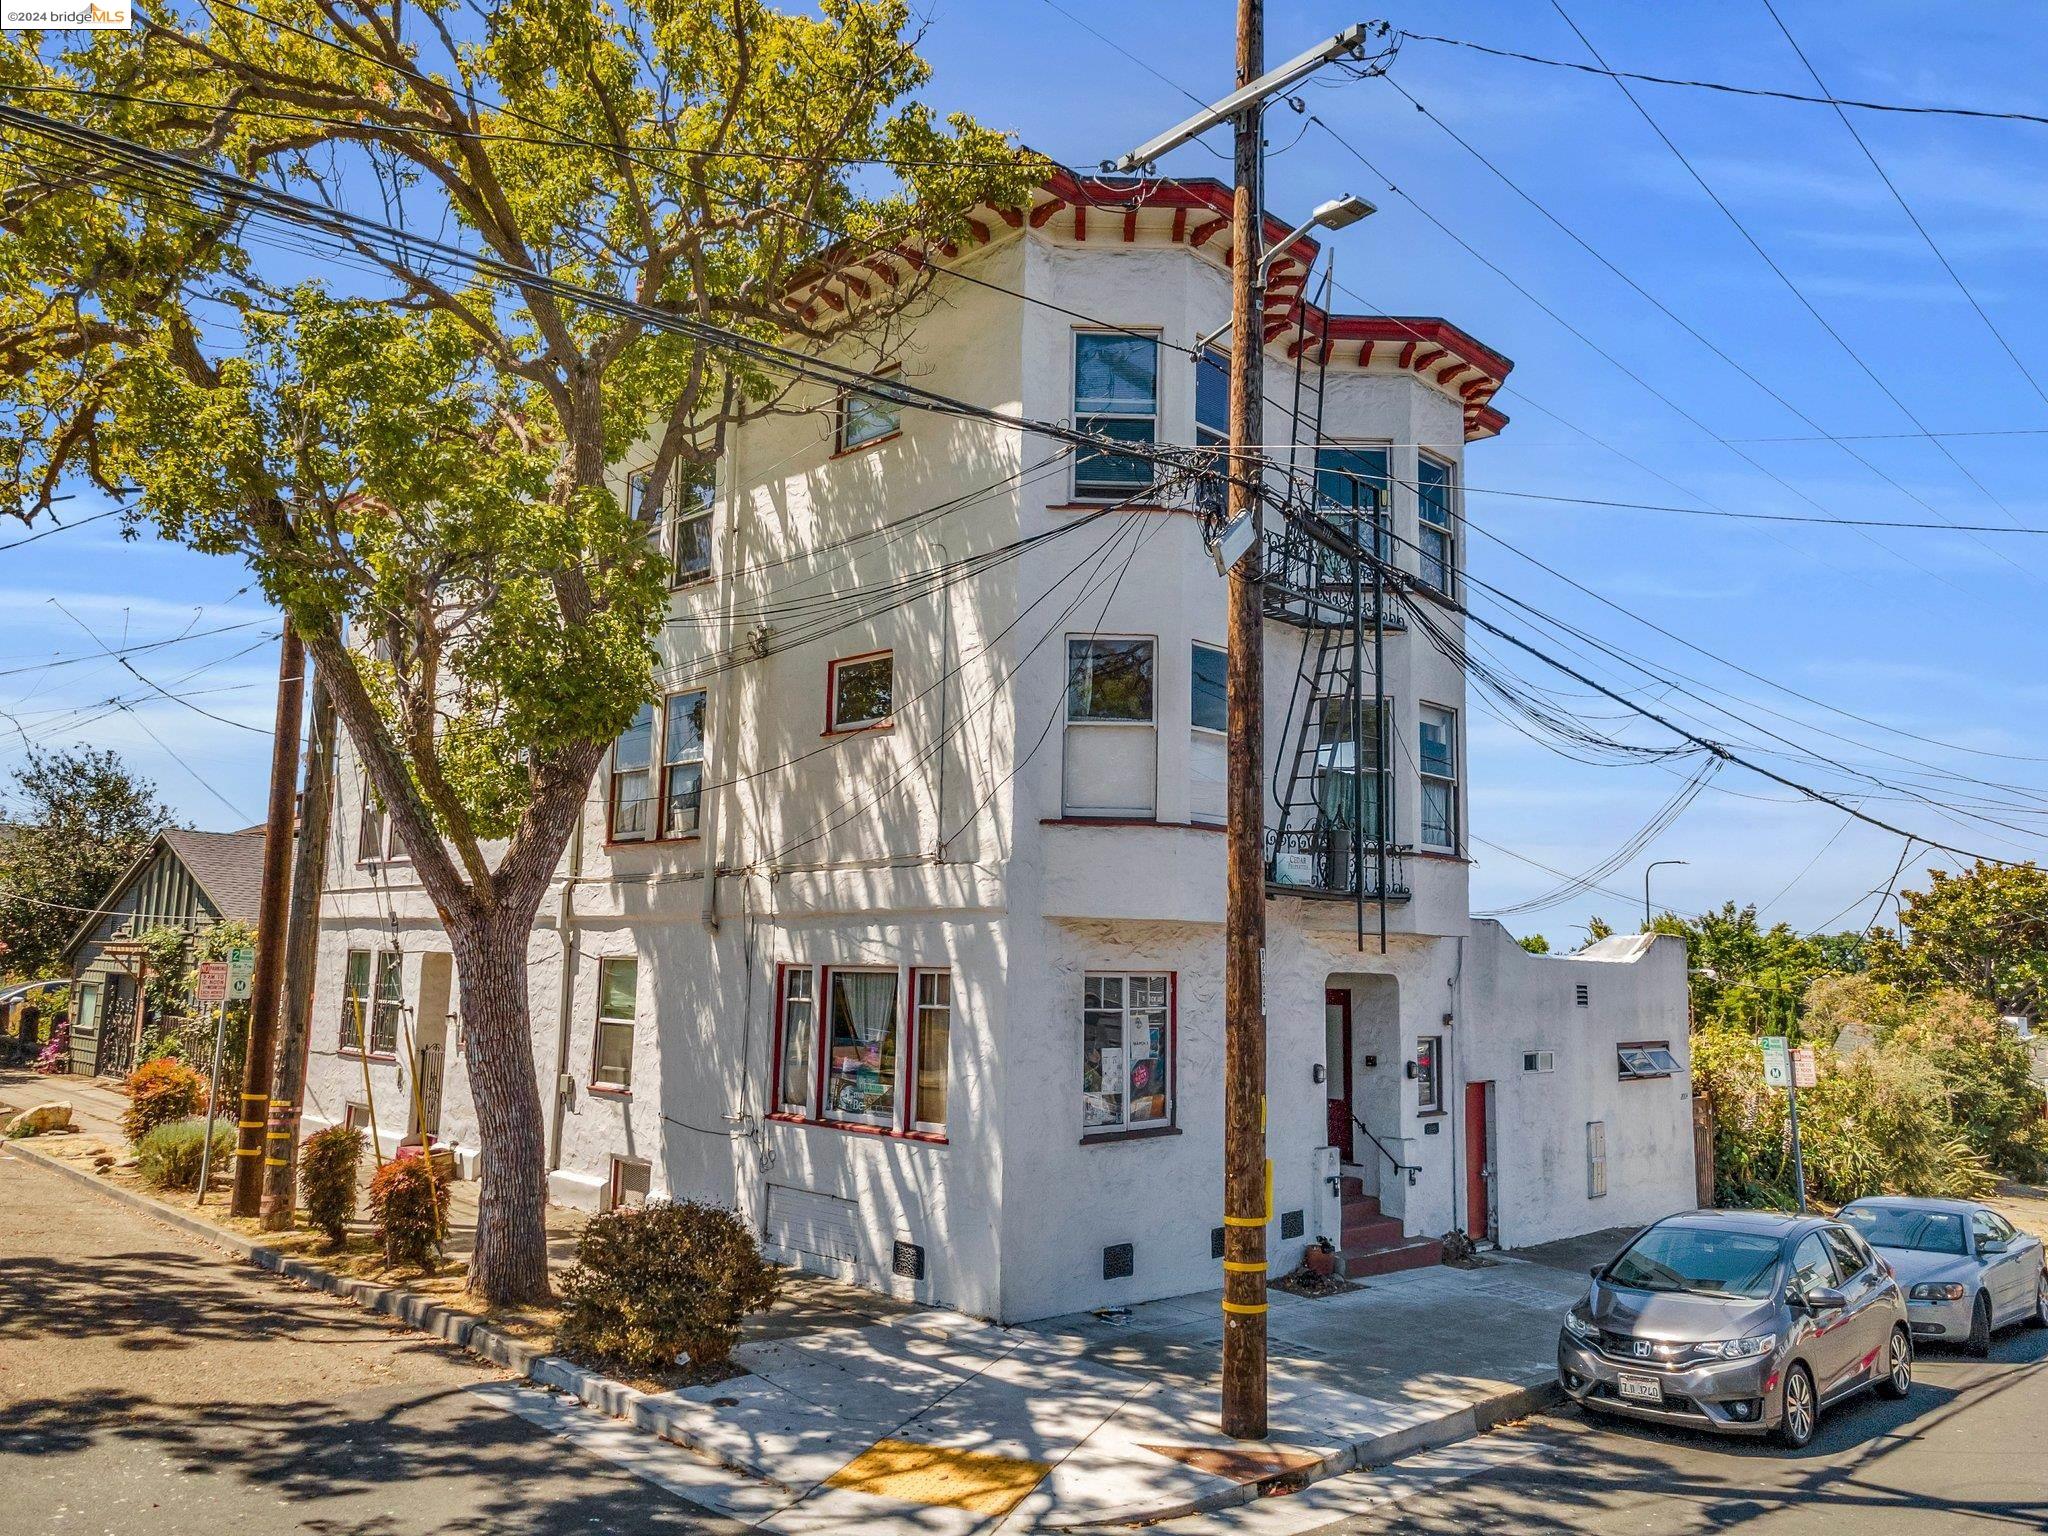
[824,969,900,1127]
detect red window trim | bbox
[606,692,708,844]
[825,649,895,736]
[771,961,949,1138]
[586,1083,633,1100]
[1080,969,1177,1140]
[906,967,951,1137]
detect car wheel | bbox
[2028,1272,2048,1331]
[1777,1363,1817,1449]
[1877,1326,1912,1400]
[1967,1292,1994,1358]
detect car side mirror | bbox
[1981,1239,2009,1256]
[1589,1264,1604,1279]
[1801,1285,1847,1313]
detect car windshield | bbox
[1604,1226,1783,1299]
[1840,1205,1968,1256]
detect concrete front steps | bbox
[1337,1174,1442,1281]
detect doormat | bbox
[826,1438,1051,1516]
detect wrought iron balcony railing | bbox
[1264,826,1410,901]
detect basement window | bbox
[1618,1042,1681,1081]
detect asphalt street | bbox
[1276,1315,2048,1535]
[0,1148,741,1536]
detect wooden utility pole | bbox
[261,669,336,1229]
[231,627,306,1216]
[1220,0,1269,1443]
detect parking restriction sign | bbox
[196,962,230,1005]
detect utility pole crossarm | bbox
[1107,23,1373,174]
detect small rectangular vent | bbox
[1103,1242,1135,1280]
[1211,1226,1226,1259]
[1279,1209,1305,1240]
[892,1240,925,1280]
[1575,983,1590,1007]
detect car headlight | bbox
[1910,1282,1968,1302]
[1701,1334,1775,1360]
[1563,1309,1599,1342]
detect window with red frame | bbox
[775,964,950,1137]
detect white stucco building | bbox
[300,171,1697,1324]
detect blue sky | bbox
[7,1,2047,942]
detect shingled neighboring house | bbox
[62,827,265,1077]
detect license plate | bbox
[1617,1372,1664,1404]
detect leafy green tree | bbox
[0,748,171,981]
[1868,861,2048,1020]
[1516,933,1550,955]
[0,3,1035,1302]
[1645,903,1858,1032]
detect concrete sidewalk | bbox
[486,1257,1586,1531]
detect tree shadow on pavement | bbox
[0,1250,422,1352]
[0,1383,743,1533]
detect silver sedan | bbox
[1838,1197,2048,1356]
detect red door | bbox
[1325,989,1354,1161]
[1464,1080,1492,1242]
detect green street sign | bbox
[1760,1035,1791,1089]
[227,945,256,1001]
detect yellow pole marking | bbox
[1220,1300,1269,1316]
[1221,1260,1267,1274]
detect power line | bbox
[1757,0,2048,413]
[1547,2,2036,574]
[1370,76,2042,564]
[0,505,120,549]
[1398,28,2048,131]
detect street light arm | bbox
[1108,23,1374,174]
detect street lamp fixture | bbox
[1644,859,1688,929]
[1197,194,1376,358]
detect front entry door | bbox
[1464,1080,1493,1242]
[1325,989,1354,1161]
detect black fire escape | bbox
[1262,504,1409,950]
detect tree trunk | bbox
[450,904,553,1305]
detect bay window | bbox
[610,691,708,841]
[1314,443,1391,574]
[1418,454,1456,595]
[1082,972,1174,1136]
[1063,636,1157,818]
[1419,704,1457,851]
[1073,332,1159,499]
[774,963,951,1138]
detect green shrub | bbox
[121,1058,208,1146]
[300,1125,365,1248]
[136,1117,235,1191]
[556,1200,779,1373]
[368,1157,449,1270]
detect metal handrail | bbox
[1352,1113,1420,1175]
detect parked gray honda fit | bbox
[1557,1210,1910,1448]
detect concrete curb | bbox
[1048,1379,1561,1530]
[0,1138,799,1494]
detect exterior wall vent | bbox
[892,1240,926,1281]
[1280,1209,1305,1240]
[1523,1050,1555,1073]
[1103,1242,1135,1280]
[1211,1226,1226,1260]
[1575,983,1590,1007]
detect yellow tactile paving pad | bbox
[825,1438,1053,1515]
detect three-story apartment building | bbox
[300,172,1696,1323]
